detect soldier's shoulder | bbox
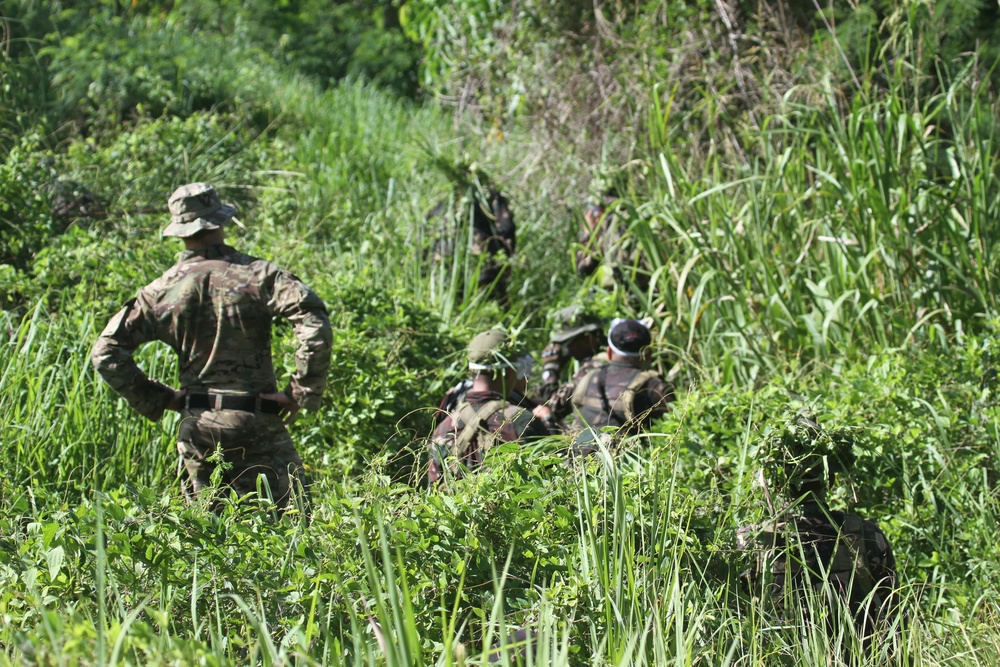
[500,402,530,421]
[848,514,892,550]
[431,413,458,439]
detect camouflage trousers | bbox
[176,408,310,513]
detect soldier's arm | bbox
[91,294,176,422]
[546,381,576,423]
[576,224,604,276]
[268,270,333,412]
[536,342,565,402]
[637,377,675,421]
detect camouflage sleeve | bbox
[495,208,516,257]
[547,381,576,422]
[90,294,175,422]
[634,377,675,422]
[427,417,456,484]
[576,228,600,277]
[267,270,333,412]
[536,342,565,402]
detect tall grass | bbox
[632,67,1000,385]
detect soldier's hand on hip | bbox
[261,391,301,425]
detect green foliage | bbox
[7,0,1000,664]
[0,136,60,271]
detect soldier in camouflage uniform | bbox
[576,185,648,294]
[430,188,516,309]
[737,417,900,655]
[428,329,552,484]
[91,183,332,512]
[536,305,606,405]
[568,318,673,455]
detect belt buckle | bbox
[212,394,224,411]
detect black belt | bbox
[184,393,283,415]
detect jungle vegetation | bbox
[3,0,1000,664]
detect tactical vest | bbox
[446,399,508,468]
[571,365,660,428]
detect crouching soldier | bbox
[568,318,673,456]
[536,305,606,406]
[428,329,552,484]
[737,416,901,658]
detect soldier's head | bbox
[760,415,856,503]
[606,318,652,364]
[468,329,530,397]
[163,183,238,246]
[550,306,604,360]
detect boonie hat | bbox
[608,318,651,357]
[550,305,602,344]
[163,182,238,238]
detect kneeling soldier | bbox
[568,318,673,455]
[737,416,900,657]
[429,329,552,484]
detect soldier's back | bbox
[428,391,547,483]
[738,507,899,646]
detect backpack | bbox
[571,366,660,426]
[755,513,880,611]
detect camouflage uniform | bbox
[737,504,899,649]
[737,416,901,654]
[427,329,550,483]
[434,379,543,427]
[576,198,648,293]
[91,183,331,510]
[536,305,604,404]
[431,189,515,308]
[428,390,550,483]
[546,354,607,423]
[568,358,673,453]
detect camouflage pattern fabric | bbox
[568,359,673,445]
[737,506,899,647]
[428,390,551,483]
[545,354,609,423]
[177,409,309,510]
[92,243,331,509]
[435,379,541,427]
[576,205,648,292]
[430,190,515,307]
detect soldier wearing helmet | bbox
[428,329,553,484]
[91,183,332,513]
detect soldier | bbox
[91,183,332,512]
[537,305,606,405]
[434,352,552,429]
[576,184,649,294]
[430,186,516,309]
[428,329,552,484]
[737,417,900,656]
[568,318,673,455]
